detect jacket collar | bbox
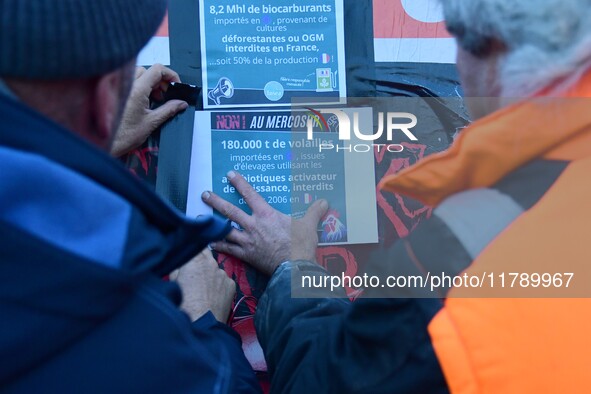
[380,71,591,207]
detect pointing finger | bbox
[227,171,269,213]
[202,191,253,229]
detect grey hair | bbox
[440,0,591,96]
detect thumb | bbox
[148,100,189,129]
[303,199,329,227]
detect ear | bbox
[90,71,124,149]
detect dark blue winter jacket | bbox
[0,96,261,393]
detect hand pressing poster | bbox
[186,108,378,245]
[199,0,347,108]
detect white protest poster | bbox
[186,108,378,245]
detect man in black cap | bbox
[0,0,259,392]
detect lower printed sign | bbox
[187,109,378,245]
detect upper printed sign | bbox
[200,0,347,108]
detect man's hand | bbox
[111,64,189,157]
[170,250,236,323]
[202,171,329,276]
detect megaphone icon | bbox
[208,77,235,105]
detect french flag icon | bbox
[321,53,331,63]
[304,194,314,204]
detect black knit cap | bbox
[0,0,167,79]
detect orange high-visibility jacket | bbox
[381,74,591,393]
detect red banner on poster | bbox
[155,13,169,37]
[374,0,450,38]
[138,13,170,65]
[373,0,455,63]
